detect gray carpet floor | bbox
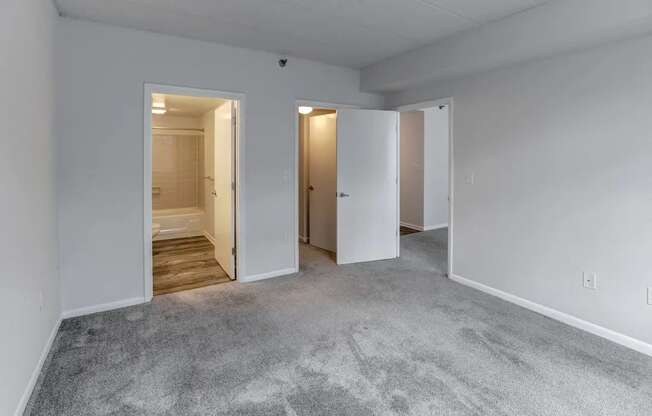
[26,230,651,415]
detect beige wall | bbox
[400,111,425,228]
[201,109,216,238]
[152,114,202,210]
[298,110,337,242]
[298,115,309,241]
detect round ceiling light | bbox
[298,106,313,115]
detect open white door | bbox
[213,101,235,278]
[336,109,399,265]
[308,114,337,252]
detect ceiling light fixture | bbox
[152,94,167,115]
[298,106,313,115]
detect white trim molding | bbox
[240,268,297,283]
[424,223,448,231]
[203,231,217,246]
[400,221,424,231]
[62,297,148,320]
[14,318,62,416]
[400,222,448,231]
[450,274,652,357]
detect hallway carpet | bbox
[27,230,651,415]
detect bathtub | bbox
[153,207,204,240]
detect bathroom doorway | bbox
[144,85,243,298]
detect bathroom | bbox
[150,92,238,295]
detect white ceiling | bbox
[156,94,226,117]
[54,0,551,68]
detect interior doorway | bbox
[298,107,337,258]
[295,103,400,269]
[397,99,452,274]
[144,85,243,298]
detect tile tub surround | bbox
[152,133,201,211]
[26,229,652,415]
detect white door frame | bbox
[292,100,359,271]
[144,83,246,301]
[395,98,454,279]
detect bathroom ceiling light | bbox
[298,106,313,115]
[152,94,166,114]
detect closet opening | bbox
[298,106,338,265]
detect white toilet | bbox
[152,223,161,239]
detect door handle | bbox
[338,192,350,198]
[308,185,314,191]
[211,191,217,197]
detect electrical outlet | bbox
[647,287,652,305]
[583,272,597,290]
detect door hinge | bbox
[231,181,236,191]
[232,247,236,255]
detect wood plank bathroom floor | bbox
[153,236,231,296]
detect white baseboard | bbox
[423,223,448,231]
[62,297,148,319]
[203,231,217,246]
[240,267,297,283]
[154,230,203,241]
[400,222,448,232]
[14,317,62,416]
[450,273,652,357]
[400,221,424,231]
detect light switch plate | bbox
[583,272,597,290]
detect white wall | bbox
[386,35,652,348]
[399,111,424,228]
[423,107,449,229]
[56,19,383,313]
[1,1,60,414]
